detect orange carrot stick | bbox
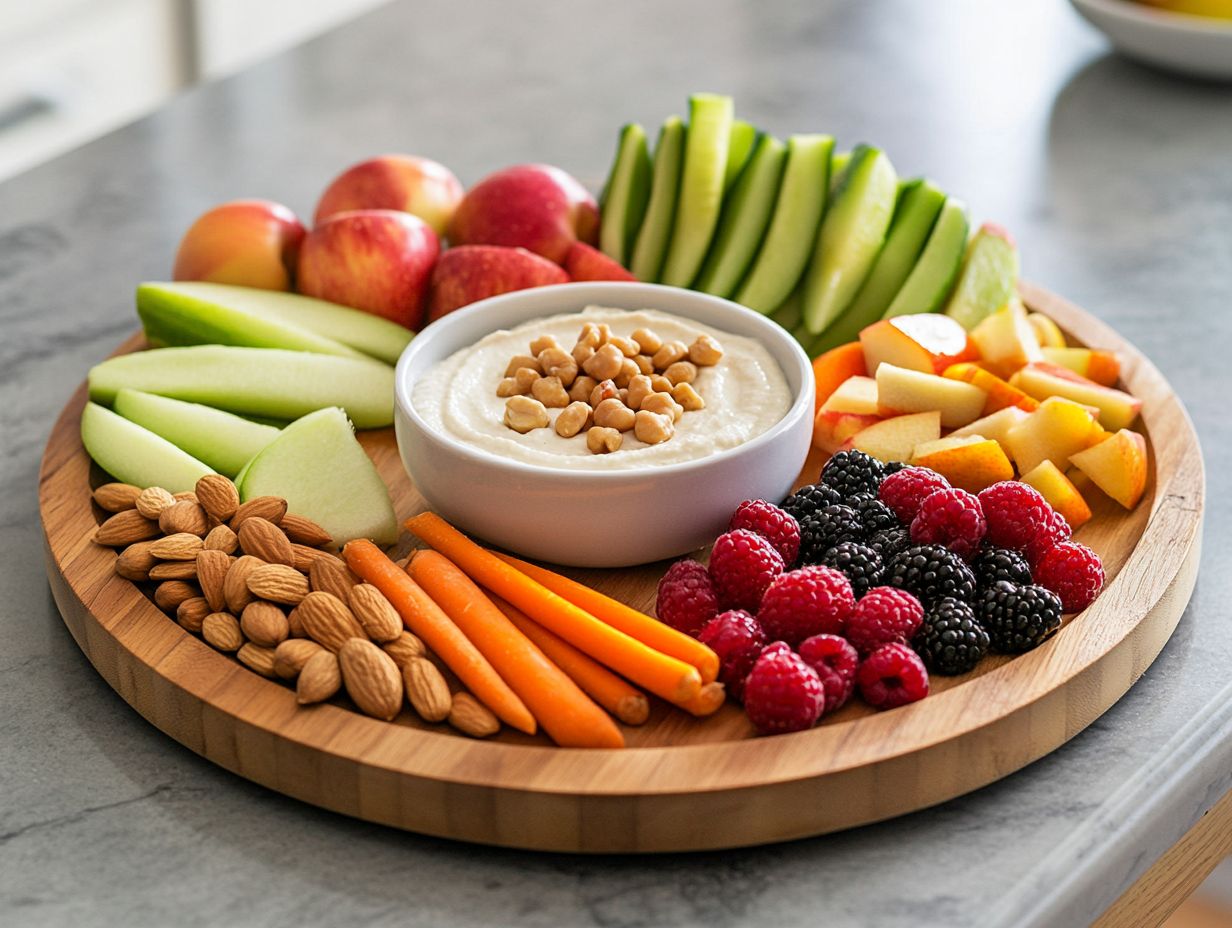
[342,539,536,735]
[408,551,625,749]
[492,597,649,726]
[678,681,726,717]
[404,513,702,704]
[494,552,720,684]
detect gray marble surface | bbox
[1,1,1229,925]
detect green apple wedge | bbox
[237,407,396,545]
[693,133,787,297]
[800,145,898,335]
[830,151,851,191]
[733,134,834,314]
[88,346,395,429]
[723,119,758,192]
[660,93,733,287]
[598,123,652,267]
[81,402,214,493]
[113,388,280,477]
[943,223,1020,330]
[629,117,686,282]
[137,282,414,365]
[883,198,969,318]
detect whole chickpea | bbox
[641,391,683,423]
[613,357,640,388]
[672,382,705,411]
[688,334,724,366]
[651,341,688,370]
[513,367,542,393]
[569,375,598,404]
[593,397,637,432]
[633,354,655,375]
[554,401,592,438]
[634,410,675,445]
[663,360,698,386]
[608,335,640,358]
[537,347,578,387]
[586,426,623,454]
[575,323,602,350]
[504,355,542,377]
[504,396,550,433]
[632,328,663,355]
[531,375,570,408]
[588,378,619,407]
[582,343,624,381]
[529,334,560,355]
[625,374,655,410]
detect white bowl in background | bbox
[1071,0,1232,80]
[393,282,814,568]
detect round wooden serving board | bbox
[39,283,1204,853]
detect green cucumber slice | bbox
[723,119,758,192]
[598,123,652,267]
[629,117,686,283]
[883,198,970,318]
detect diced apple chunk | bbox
[1010,362,1142,431]
[813,409,882,454]
[911,435,1014,493]
[1027,312,1067,349]
[943,362,1039,415]
[820,375,880,416]
[813,342,868,414]
[969,299,1043,378]
[848,411,942,463]
[1068,428,1149,510]
[859,314,976,376]
[1040,347,1120,387]
[950,407,1030,460]
[1005,397,1103,475]
[1019,460,1093,528]
[875,363,986,429]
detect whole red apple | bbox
[448,164,598,265]
[173,199,306,291]
[297,209,440,329]
[428,245,569,323]
[313,154,464,237]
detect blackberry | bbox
[854,497,900,536]
[883,544,978,607]
[914,598,989,675]
[973,547,1033,590]
[819,450,885,501]
[781,483,843,523]
[798,504,864,565]
[820,542,883,598]
[977,581,1063,653]
[867,525,911,561]
[883,461,910,477]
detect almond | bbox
[149,561,197,581]
[403,657,451,722]
[95,509,160,547]
[195,549,231,612]
[237,517,295,566]
[135,486,177,520]
[159,500,209,537]
[149,532,203,561]
[339,638,403,720]
[229,495,287,529]
[240,601,289,648]
[273,638,324,680]
[203,523,238,554]
[291,543,337,572]
[195,474,240,522]
[297,650,341,704]
[176,597,210,633]
[309,557,358,601]
[348,584,402,643]
[382,631,426,668]
[115,541,157,581]
[237,642,277,678]
[173,491,198,503]
[224,554,264,613]
[287,604,307,638]
[202,612,243,651]
[280,513,333,548]
[246,563,309,604]
[448,692,500,738]
[153,580,199,612]
[93,482,141,512]
[296,591,366,652]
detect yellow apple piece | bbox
[859,314,977,376]
[820,375,880,416]
[1018,460,1093,528]
[942,362,1039,415]
[847,411,941,463]
[1027,312,1067,349]
[875,363,987,429]
[1039,346,1121,387]
[949,407,1030,460]
[1068,428,1149,510]
[1005,396,1102,475]
[813,409,882,454]
[1010,361,1142,431]
[911,436,1014,493]
[969,299,1043,378]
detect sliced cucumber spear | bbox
[830,150,851,191]
[660,93,734,287]
[769,285,804,331]
[723,119,758,192]
[883,198,970,318]
[629,117,686,283]
[598,123,653,268]
[943,223,1020,330]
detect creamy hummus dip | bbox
[412,306,792,470]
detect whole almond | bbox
[195,474,240,522]
[287,604,307,638]
[309,557,358,600]
[403,657,452,722]
[203,523,238,554]
[176,596,210,633]
[238,518,295,566]
[273,638,324,680]
[135,486,177,520]
[224,554,264,613]
[280,513,333,548]
[149,561,197,581]
[115,541,157,581]
[150,532,203,561]
[93,482,141,512]
[154,580,199,612]
[246,563,309,604]
[159,500,209,537]
[195,549,231,612]
[173,491,198,503]
[297,650,341,704]
[348,584,402,642]
[339,638,403,720]
[229,495,287,529]
[448,692,500,738]
[95,509,160,547]
[296,591,366,652]
[202,612,244,651]
[291,543,336,572]
[241,601,289,648]
[237,643,278,678]
[382,631,426,668]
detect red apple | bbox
[427,245,569,323]
[448,164,599,264]
[297,209,440,329]
[564,242,637,282]
[313,154,464,237]
[173,199,306,291]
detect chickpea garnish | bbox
[651,340,687,370]
[640,391,683,423]
[589,378,619,407]
[504,396,550,433]
[504,355,542,377]
[671,382,705,411]
[586,426,622,454]
[582,343,624,381]
[529,334,560,355]
[593,398,636,432]
[537,347,578,387]
[689,334,724,366]
[632,328,663,355]
[569,375,598,404]
[554,401,592,438]
[663,360,698,386]
[531,375,570,408]
[634,410,675,445]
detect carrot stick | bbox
[494,552,720,684]
[678,682,726,717]
[408,551,625,749]
[492,597,649,726]
[404,513,702,704]
[342,539,536,735]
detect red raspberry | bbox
[857,642,930,710]
[757,566,855,647]
[729,499,801,565]
[742,642,825,734]
[709,529,785,611]
[910,488,986,560]
[655,559,719,636]
[845,586,925,655]
[1023,508,1073,567]
[697,610,767,702]
[879,466,950,523]
[1033,541,1105,612]
[978,481,1051,550]
[798,634,859,713]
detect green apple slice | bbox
[944,223,1020,330]
[723,119,758,192]
[733,133,834,314]
[830,150,851,190]
[598,123,652,267]
[693,133,787,297]
[237,407,396,545]
[81,402,214,493]
[660,93,733,287]
[801,145,898,334]
[113,388,280,477]
[629,116,686,282]
[88,346,395,429]
[883,198,970,318]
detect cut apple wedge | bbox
[813,409,882,454]
[1027,312,1067,349]
[812,342,867,414]
[911,435,1014,493]
[859,313,977,376]
[950,407,1030,459]
[942,362,1039,415]
[1009,362,1142,431]
[1039,347,1121,387]
[943,223,1020,331]
[874,363,986,429]
[820,375,879,416]
[969,299,1042,378]
[81,401,214,493]
[1019,460,1093,528]
[1068,428,1149,510]
[237,407,397,545]
[847,411,941,463]
[1005,397,1103,475]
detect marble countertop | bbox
[2,1,1230,925]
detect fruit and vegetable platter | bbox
[39,93,1203,852]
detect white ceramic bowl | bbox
[1071,0,1232,80]
[394,282,814,568]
